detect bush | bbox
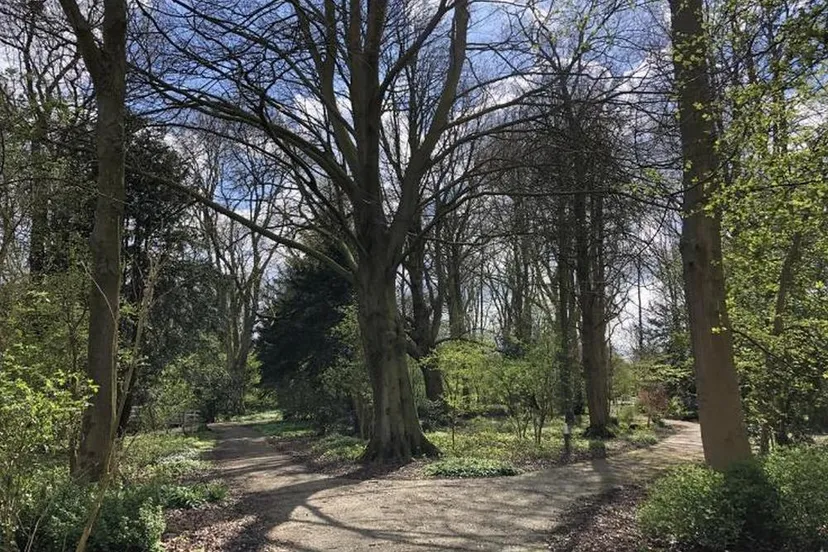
[615,404,637,428]
[92,490,166,552]
[424,457,521,478]
[640,449,828,551]
[20,484,166,552]
[0,345,89,547]
[638,384,669,425]
[638,465,744,549]
[667,396,691,420]
[765,446,828,551]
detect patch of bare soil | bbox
[547,485,649,552]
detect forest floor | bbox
[162,420,702,552]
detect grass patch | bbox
[257,419,316,438]
[119,430,216,483]
[623,428,659,447]
[311,434,366,462]
[424,416,661,469]
[230,409,283,423]
[155,481,228,509]
[424,457,521,478]
[250,410,663,477]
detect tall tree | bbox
[58,0,128,480]
[133,0,514,461]
[669,0,752,469]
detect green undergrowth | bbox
[639,445,828,551]
[254,410,664,478]
[11,430,225,552]
[311,434,366,462]
[229,409,283,423]
[257,419,317,438]
[119,430,216,482]
[426,416,660,469]
[424,457,522,477]
[242,409,318,439]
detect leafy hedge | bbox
[638,445,828,551]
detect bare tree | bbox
[58,0,128,480]
[186,130,281,416]
[133,0,533,460]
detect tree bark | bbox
[59,0,128,481]
[357,261,438,462]
[446,242,466,340]
[556,199,575,423]
[574,189,611,436]
[406,230,443,401]
[669,0,752,470]
[75,92,126,480]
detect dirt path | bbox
[166,421,702,552]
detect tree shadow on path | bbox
[170,420,702,552]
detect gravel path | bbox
[166,421,702,552]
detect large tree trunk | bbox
[357,261,438,462]
[75,92,126,481]
[579,299,611,435]
[574,189,611,437]
[670,0,751,470]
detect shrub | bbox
[640,450,828,552]
[765,446,828,551]
[615,404,637,428]
[0,346,88,547]
[20,484,165,552]
[424,457,521,478]
[667,396,691,420]
[92,490,165,552]
[637,384,669,425]
[723,461,782,548]
[639,465,743,549]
